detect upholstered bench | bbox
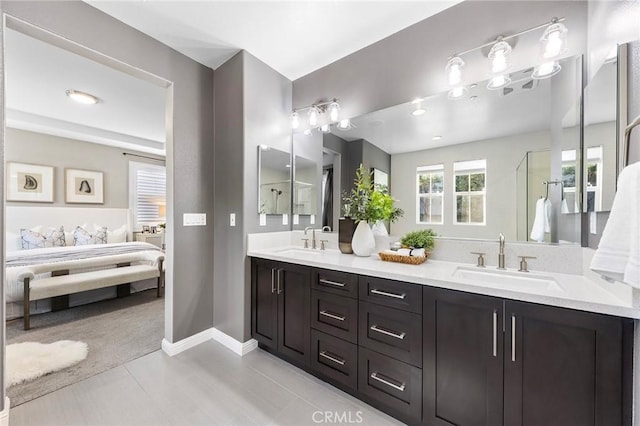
[17,251,164,330]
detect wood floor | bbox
[10,339,404,426]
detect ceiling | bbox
[85,0,463,81]
[4,28,167,156]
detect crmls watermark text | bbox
[312,410,364,424]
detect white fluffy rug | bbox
[6,341,88,387]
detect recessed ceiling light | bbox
[432,135,442,141]
[65,89,98,105]
[470,95,478,101]
[469,84,478,89]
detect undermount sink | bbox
[275,248,324,256]
[452,266,563,293]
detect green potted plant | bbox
[400,229,438,252]
[342,165,404,256]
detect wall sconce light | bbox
[291,98,340,129]
[445,16,568,95]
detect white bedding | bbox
[5,242,162,303]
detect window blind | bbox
[131,162,166,229]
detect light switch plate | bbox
[293,214,299,225]
[590,211,597,234]
[259,213,266,226]
[230,213,236,227]
[183,213,206,226]
[282,213,288,225]
[310,214,315,225]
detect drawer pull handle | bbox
[370,324,406,340]
[511,315,516,362]
[319,351,346,366]
[370,289,406,300]
[319,278,346,288]
[492,309,498,357]
[319,310,346,322]
[370,372,406,392]
[271,268,276,294]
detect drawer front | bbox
[359,302,422,367]
[358,347,422,425]
[312,268,358,298]
[359,276,422,313]
[311,330,358,392]
[311,290,358,343]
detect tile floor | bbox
[10,340,404,425]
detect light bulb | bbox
[532,61,561,79]
[488,40,512,74]
[321,124,331,133]
[291,111,299,129]
[487,74,511,90]
[337,119,351,130]
[447,86,468,100]
[308,107,319,126]
[541,21,568,59]
[446,56,464,86]
[328,101,340,122]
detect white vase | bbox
[371,220,389,253]
[352,221,376,257]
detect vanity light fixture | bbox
[65,89,98,105]
[290,98,340,129]
[445,17,567,94]
[337,119,352,130]
[448,86,468,100]
[487,74,512,90]
[532,61,561,79]
[411,98,426,116]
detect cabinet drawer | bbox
[312,268,358,298]
[358,347,422,425]
[359,302,422,367]
[311,290,358,343]
[311,330,358,392]
[359,276,422,313]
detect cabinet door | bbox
[423,288,504,426]
[277,263,311,367]
[504,301,629,426]
[251,259,278,351]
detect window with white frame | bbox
[129,161,166,231]
[417,164,444,224]
[586,146,603,212]
[561,149,578,212]
[454,159,486,225]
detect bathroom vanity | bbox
[249,246,635,426]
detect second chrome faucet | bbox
[498,233,506,270]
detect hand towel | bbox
[590,163,640,287]
[530,198,550,242]
[397,248,426,257]
[561,198,569,214]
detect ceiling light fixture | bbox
[290,98,340,129]
[65,89,98,105]
[446,56,464,86]
[470,95,479,101]
[487,74,512,90]
[411,98,426,116]
[448,86,468,100]
[445,17,567,96]
[432,135,442,141]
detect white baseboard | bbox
[211,327,258,356]
[0,397,10,426]
[161,327,258,357]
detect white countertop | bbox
[248,246,640,319]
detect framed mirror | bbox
[258,145,291,214]
[313,55,583,244]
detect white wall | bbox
[5,128,164,208]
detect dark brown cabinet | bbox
[504,300,632,426]
[423,288,632,426]
[251,258,310,367]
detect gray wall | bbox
[0,0,215,359]
[5,128,164,208]
[214,51,292,342]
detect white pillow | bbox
[6,232,21,252]
[108,225,127,243]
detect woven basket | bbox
[378,251,428,265]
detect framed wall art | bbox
[65,168,104,204]
[6,162,54,203]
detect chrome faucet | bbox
[498,233,506,270]
[304,226,317,249]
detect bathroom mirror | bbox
[258,145,291,214]
[583,58,617,212]
[293,155,318,215]
[310,55,583,244]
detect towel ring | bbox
[623,115,640,167]
[543,180,564,200]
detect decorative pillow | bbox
[20,226,66,249]
[107,225,127,244]
[73,226,108,246]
